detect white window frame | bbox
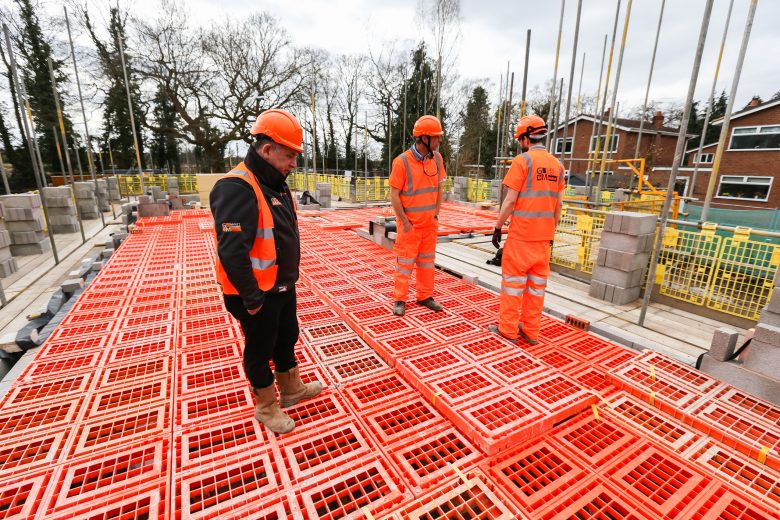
[728,125,780,151]
[586,170,614,177]
[589,134,619,153]
[715,175,772,202]
[555,137,573,155]
[694,153,713,164]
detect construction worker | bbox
[489,114,565,345]
[389,115,447,316]
[210,109,322,434]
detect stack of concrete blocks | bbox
[588,211,655,305]
[0,193,51,256]
[0,202,17,277]
[137,193,169,218]
[166,176,180,196]
[119,201,137,232]
[105,177,122,203]
[95,180,110,212]
[41,187,80,234]
[452,177,468,201]
[490,180,501,201]
[150,185,166,203]
[315,183,332,209]
[700,310,780,405]
[73,182,99,219]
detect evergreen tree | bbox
[458,86,493,176]
[150,85,180,173]
[85,7,145,170]
[705,90,728,144]
[14,0,75,177]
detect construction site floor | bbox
[434,235,748,365]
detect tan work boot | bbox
[276,366,323,408]
[251,385,295,434]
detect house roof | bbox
[685,141,719,154]
[711,98,780,125]
[555,114,697,138]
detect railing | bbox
[551,207,607,275]
[115,174,198,196]
[466,178,492,202]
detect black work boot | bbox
[517,324,540,345]
[393,301,406,316]
[487,324,517,344]
[417,297,443,312]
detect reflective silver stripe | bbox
[397,257,415,265]
[401,186,439,196]
[416,261,435,269]
[527,273,547,286]
[526,286,545,297]
[503,274,527,284]
[522,153,533,192]
[517,190,559,199]
[512,210,555,218]
[418,252,436,259]
[403,204,438,213]
[401,154,413,193]
[395,265,413,276]
[250,257,276,270]
[501,285,524,297]
[229,169,250,178]
[256,228,274,239]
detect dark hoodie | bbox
[210,146,300,310]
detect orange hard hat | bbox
[515,114,548,140]
[413,115,444,137]
[250,109,304,153]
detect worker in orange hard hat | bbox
[388,115,447,316]
[211,108,322,434]
[488,114,565,345]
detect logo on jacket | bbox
[270,197,282,206]
[222,222,242,233]
[536,167,558,183]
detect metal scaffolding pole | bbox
[520,30,531,117]
[4,24,59,264]
[495,73,503,161]
[595,0,632,200]
[690,0,735,198]
[567,52,586,173]
[52,126,66,177]
[639,0,716,326]
[558,0,583,160]
[117,34,145,197]
[546,0,566,148]
[586,31,611,196]
[630,0,666,192]
[0,150,11,194]
[47,58,76,186]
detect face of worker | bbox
[519,136,530,153]
[260,142,299,176]
[428,136,442,151]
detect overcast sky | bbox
[95,0,779,110]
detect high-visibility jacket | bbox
[503,144,564,241]
[215,162,278,293]
[389,148,446,226]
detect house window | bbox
[555,138,573,154]
[589,134,619,153]
[729,125,780,150]
[716,175,772,201]
[695,153,713,164]
[586,170,613,177]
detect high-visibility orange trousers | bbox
[498,239,551,340]
[393,220,437,302]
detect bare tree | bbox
[335,53,365,165]
[417,0,461,117]
[135,2,317,172]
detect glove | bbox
[492,228,502,249]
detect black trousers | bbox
[223,290,299,389]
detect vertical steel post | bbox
[546,0,566,148]
[117,34,145,196]
[559,0,583,161]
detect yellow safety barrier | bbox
[551,208,605,274]
[466,178,491,202]
[115,174,198,196]
[657,224,721,306]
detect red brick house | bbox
[553,111,690,188]
[679,97,780,209]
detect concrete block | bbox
[297,204,320,211]
[753,323,780,347]
[138,195,153,204]
[766,288,780,314]
[0,246,11,262]
[603,283,615,302]
[4,207,35,221]
[596,249,607,267]
[610,285,641,305]
[44,196,73,208]
[102,248,114,259]
[591,265,646,289]
[61,278,84,294]
[613,212,657,236]
[599,231,654,253]
[48,215,78,226]
[588,280,607,300]
[710,327,739,362]
[51,223,81,234]
[0,257,17,277]
[0,230,10,249]
[758,309,780,329]
[462,273,479,285]
[137,202,170,218]
[604,213,622,233]
[6,217,45,232]
[605,250,650,272]
[11,239,50,256]
[10,230,45,244]
[92,261,104,272]
[169,197,184,210]
[699,355,780,406]
[46,206,77,216]
[0,193,41,208]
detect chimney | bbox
[602,107,611,119]
[748,96,762,107]
[652,111,664,129]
